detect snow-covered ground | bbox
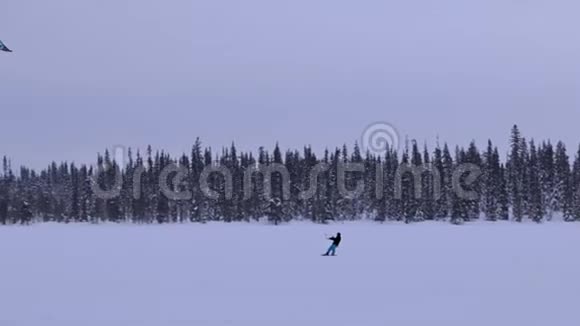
[1,221,579,326]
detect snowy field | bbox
[1,222,579,326]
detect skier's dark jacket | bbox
[329,233,342,247]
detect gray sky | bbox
[1,0,579,169]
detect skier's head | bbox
[337,232,341,237]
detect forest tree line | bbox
[1,125,579,225]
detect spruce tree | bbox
[554,142,571,219]
[465,141,482,220]
[483,141,500,221]
[571,145,580,221]
[539,142,555,220]
[498,164,510,220]
[421,145,435,220]
[508,125,524,222]
[440,144,454,220]
[528,140,543,222]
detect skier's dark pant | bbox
[325,244,337,256]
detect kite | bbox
[0,40,12,52]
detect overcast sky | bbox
[1,0,579,169]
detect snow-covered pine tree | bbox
[432,144,443,220]
[483,140,500,221]
[351,142,366,219]
[385,147,401,221]
[498,164,510,220]
[528,140,543,223]
[520,138,531,219]
[539,142,555,220]
[508,125,524,222]
[571,145,580,221]
[409,141,423,222]
[265,143,284,225]
[465,141,482,220]
[421,145,435,220]
[554,141,571,219]
[70,163,80,222]
[453,146,469,223]
[439,144,454,221]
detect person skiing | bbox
[323,233,341,256]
